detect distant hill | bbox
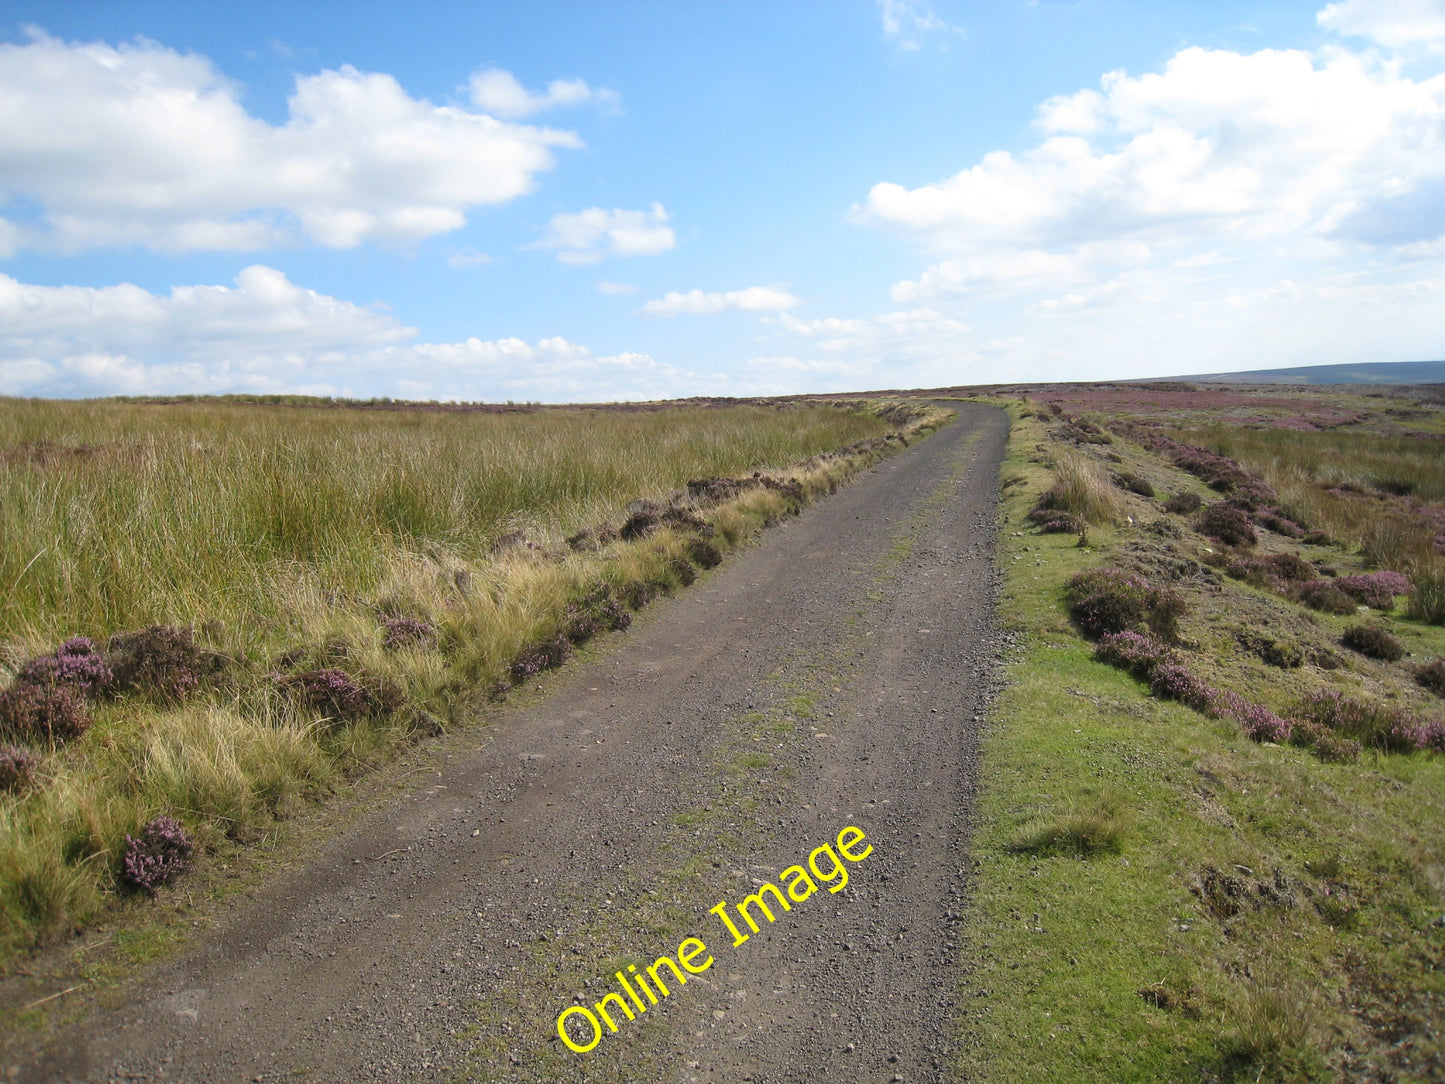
[1169,360,1445,385]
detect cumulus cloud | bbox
[639,286,801,316]
[776,307,969,354]
[533,203,676,264]
[0,268,696,401]
[857,36,1445,302]
[0,30,583,252]
[467,68,618,118]
[1318,0,1445,51]
[878,0,962,50]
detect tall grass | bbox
[0,399,888,646]
[1181,426,1445,503]
[0,396,920,960]
[1173,424,1445,576]
[1036,450,1125,525]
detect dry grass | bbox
[1036,450,1126,526]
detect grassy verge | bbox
[960,400,1445,1082]
[0,396,947,967]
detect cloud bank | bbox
[0,268,694,402]
[0,31,583,252]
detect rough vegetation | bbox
[966,384,1445,1083]
[0,395,941,961]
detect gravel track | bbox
[17,401,1008,1084]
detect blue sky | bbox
[1,0,1443,401]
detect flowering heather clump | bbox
[1149,662,1214,711]
[1211,690,1293,743]
[381,617,436,651]
[1294,580,1358,615]
[1148,588,1187,642]
[563,584,633,645]
[16,637,113,698]
[1163,491,1202,515]
[1416,658,1445,698]
[1094,631,1176,679]
[1341,624,1405,662]
[1142,436,1254,492]
[1226,553,1314,591]
[1197,503,1257,547]
[685,537,723,569]
[121,815,194,893]
[1295,690,1434,754]
[0,745,40,793]
[1065,568,1154,638]
[669,555,698,587]
[1255,509,1304,538]
[106,625,205,702]
[1232,479,1280,511]
[620,580,664,611]
[0,682,92,743]
[1263,552,1316,582]
[1031,511,1086,534]
[1292,724,1362,763]
[510,633,573,683]
[1335,571,1411,610]
[1113,472,1155,498]
[277,668,378,721]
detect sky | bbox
[1,0,1443,402]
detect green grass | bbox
[962,402,1445,1083]
[0,396,942,966]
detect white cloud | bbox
[775,306,968,354]
[878,0,962,51]
[447,248,494,268]
[533,203,676,265]
[467,68,618,118]
[639,286,801,316]
[857,37,1445,310]
[0,31,582,252]
[1318,0,1445,52]
[0,268,698,402]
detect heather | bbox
[1340,624,1404,661]
[120,815,194,894]
[1064,568,1186,641]
[968,392,1445,1084]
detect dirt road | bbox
[18,401,1008,1084]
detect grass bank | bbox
[0,396,945,967]
[960,398,1444,1082]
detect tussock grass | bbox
[1035,450,1125,526]
[1406,567,1445,625]
[1225,967,1321,1076]
[0,396,936,961]
[1009,794,1128,856]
